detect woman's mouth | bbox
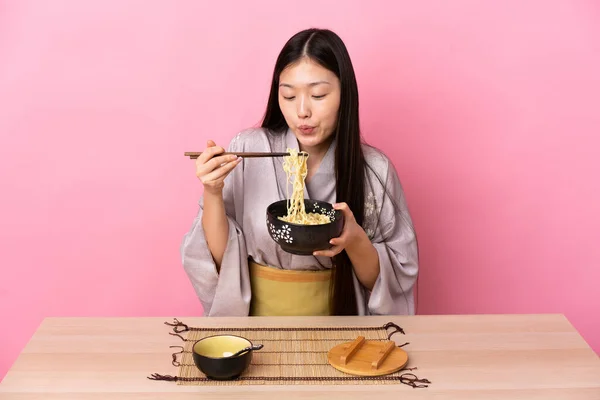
[298,125,315,134]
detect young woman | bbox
[181,28,419,316]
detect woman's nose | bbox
[296,95,311,118]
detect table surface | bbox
[1,314,599,399]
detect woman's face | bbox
[278,57,341,153]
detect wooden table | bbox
[1,314,599,399]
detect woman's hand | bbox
[196,140,241,196]
[312,202,366,257]
[196,140,241,270]
[313,202,380,290]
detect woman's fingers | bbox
[333,202,356,223]
[329,237,343,246]
[313,244,344,257]
[200,158,241,184]
[197,154,238,176]
[196,143,224,165]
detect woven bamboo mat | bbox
[148,319,430,388]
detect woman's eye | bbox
[312,94,327,99]
[283,96,295,100]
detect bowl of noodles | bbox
[266,148,344,255]
[266,199,344,255]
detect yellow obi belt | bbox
[249,259,332,316]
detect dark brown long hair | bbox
[261,28,364,315]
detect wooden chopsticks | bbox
[184,152,306,159]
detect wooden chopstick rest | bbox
[340,336,365,365]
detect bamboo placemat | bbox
[149,319,431,388]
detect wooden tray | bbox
[327,336,408,376]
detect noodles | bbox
[278,148,331,225]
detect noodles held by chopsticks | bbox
[278,149,331,225]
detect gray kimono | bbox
[180,128,419,316]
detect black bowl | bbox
[266,199,344,255]
[192,335,260,380]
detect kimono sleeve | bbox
[367,162,419,315]
[179,135,251,316]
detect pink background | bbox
[1,0,599,381]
